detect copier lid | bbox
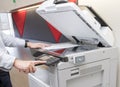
[36,1,114,47]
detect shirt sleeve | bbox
[0,32,25,47]
[0,50,16,72]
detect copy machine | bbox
[28,0,118,87]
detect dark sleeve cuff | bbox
[24,40,29,48]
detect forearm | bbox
[6,37,25,47]
[1,32,25,47]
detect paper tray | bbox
[28,68,50,87]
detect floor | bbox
[10,67,29,87]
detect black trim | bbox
[54,0,68,4]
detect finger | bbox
[39,43,50,48]
[38,43,49,46]
[32,66,36,73]
[29,64,36,73]
[19,69,22,72]
[29,65,33,73]
[44,44,50,47]
[33,61,46,65]
[23,69,30,74]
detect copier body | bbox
[28,1,118,87]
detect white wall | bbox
[78,0,120,87]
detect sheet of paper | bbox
[43,42,79,51]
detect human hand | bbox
[13,59,46,74]
[27,42,50,49]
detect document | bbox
[43,42,79,51]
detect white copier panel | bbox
[36,1,114,47]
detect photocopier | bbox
[28,0,118,87]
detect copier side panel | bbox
[58,59,110,87]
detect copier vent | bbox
[80,65,102,76]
